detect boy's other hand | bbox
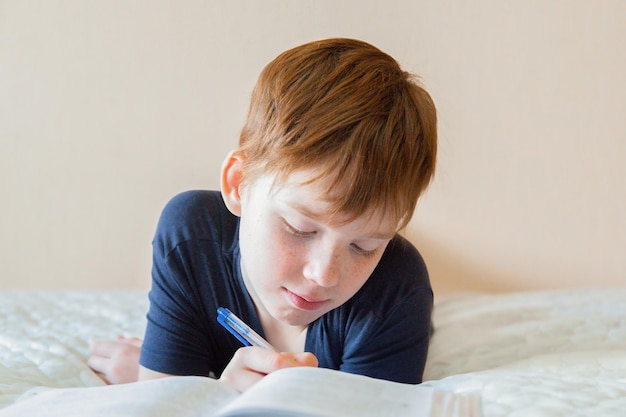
[88,336,142,385]
[219,347,318,392]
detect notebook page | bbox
[0,376,238,417]
[218,367,433,417]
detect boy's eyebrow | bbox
[289,202,396,240]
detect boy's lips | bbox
[283,288,327,311]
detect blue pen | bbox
[217,307,278,351]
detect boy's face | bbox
[237,169,396,328]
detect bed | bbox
[1,288,625,416]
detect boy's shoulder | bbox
[154,190,238,254]
[162,189,222,214]
[351,234,432,313]
[159,190,226,230]
[377,234,430,285]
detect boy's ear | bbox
[220,150,245,216]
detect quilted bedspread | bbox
[1,288,626,416]
[422,289,626,416]
[0,291,148,408]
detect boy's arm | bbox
[138,365,173,381]
[338,236,433,384]
[340,287,432,384]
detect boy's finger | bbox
[89,340,121,357]
[229,347,292,375]
[221,367,265,393]
[294,352,318,367]
[87,355,108,374]
[127,337,143,347]
[115,336,143,347]
[238,347,279,373]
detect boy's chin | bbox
[270,305,328,327]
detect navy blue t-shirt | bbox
[140,190,433,384]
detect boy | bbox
[88,38,437,392]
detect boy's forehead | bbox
[268,169,342,212]
[264,170,398,235]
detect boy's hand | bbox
[88,336,142,385]
[219,347,318,392]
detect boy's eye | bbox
[282,219,315,237]
[350,243,378,257]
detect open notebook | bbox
[1,367,481,417]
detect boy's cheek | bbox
[269,232,302,266]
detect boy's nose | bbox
[302,247,340,288]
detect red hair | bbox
[238,38,437,229]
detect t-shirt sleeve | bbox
[140,247,214,376]
[139,191,231,377]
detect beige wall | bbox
[1,1,624,295]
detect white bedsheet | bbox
[423,289,626,416]
[0,291,148,408]
[1,288,625,416]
